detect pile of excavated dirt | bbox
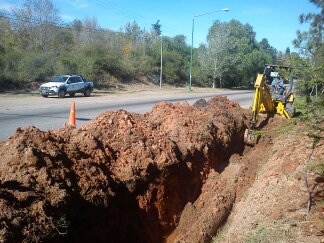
[1,96,323,243]
[0,97,248,242]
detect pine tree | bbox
[152,20,162,36]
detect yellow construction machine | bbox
[244,65,296,144]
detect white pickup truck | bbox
[39,75,94,98]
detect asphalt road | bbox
[0,89,253,141]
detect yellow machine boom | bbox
[245,65,296,144]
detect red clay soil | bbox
[0,97,248,242]
[214,118,324,243]
[1,96,323,243]
[168,116,324,243]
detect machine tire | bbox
[84,89,91,97]
[69,92,75,97]
[285,101,295,118]
[58,90,66,98]
[42,94,48,98]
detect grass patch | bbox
[315,200,324,207]
[243,221,294,243]
[273,95,323,137]
[274,121,297,135]
[212,220,297,243]
[253,130,267,137]
[211,224,228,243]
[308,160,324,176]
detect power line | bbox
[0,1,181,38]
[0,11,120,35]
[86,0,180,37]
[1,8,181,40]
[93,0,146,22]
[88,0,150,31]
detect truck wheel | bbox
[69,92,75,97]
[58,90,66,98]
[84,89,91,97]
[42,94,48,98]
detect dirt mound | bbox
[0,97,247,242]
[1,96,323,243]
[167,116,323,243]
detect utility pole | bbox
[160,34,163,89]
[142,28,146,57]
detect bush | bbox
[18,52,55,82]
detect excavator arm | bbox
[244,65,296,145]
[244,73,274,145]
[250,73,274,128]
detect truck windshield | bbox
[49,76,68,82]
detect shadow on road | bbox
[0,113,92,121]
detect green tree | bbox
[293,0,323,119]
[259,38,277,63]
[152,20,161,36]
[199,22,237,88]
[197,19,269,88]
[294,0,323,57]
[18,52,55,81]
[124,21,142,44]
[162,35,189,85]
[52,29,74,52]
[11,0,61,51]
[71,19,83,44]
[242,50,272,86]
[286,47,291,55]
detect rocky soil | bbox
[0,96,323,243]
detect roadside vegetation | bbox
[0,0,290,91]
[0,0,322,113]
[292,0,323,121]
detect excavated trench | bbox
[0,97,248,242]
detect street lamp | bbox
[160,34,163,89]
[189,8,229,91]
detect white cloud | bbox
[70,0,89,9]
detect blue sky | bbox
[0,0,319,52]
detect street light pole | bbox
[188,8,229,91]
[160,34,163,89]
[189,18,195,91]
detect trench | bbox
[46,162,204,242]
[47,135,245,243]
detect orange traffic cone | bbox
[68,101,76,127]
